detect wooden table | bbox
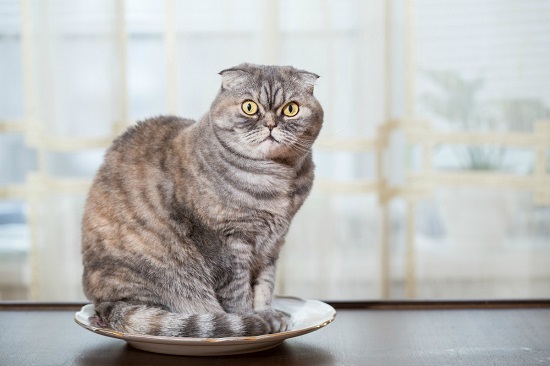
[1,301,549,365]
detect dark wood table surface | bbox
[1,300,550,366]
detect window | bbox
[1,0,549,301]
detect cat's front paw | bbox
[258,309,291,333]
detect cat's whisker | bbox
[278,131,313,152]
[280,140,311,155]
[239,130,264,145]
[287,137,311,148]
[243,130,258,139]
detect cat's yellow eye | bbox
[282,102,299,117]
[241,100,258,115]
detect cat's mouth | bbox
[263,135,279,143]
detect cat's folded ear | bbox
[218,67,249,90]
[297,70,320,94]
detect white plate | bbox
[74,296,336,356]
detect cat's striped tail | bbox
[94,301,281,338]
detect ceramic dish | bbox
[74,296,336,356]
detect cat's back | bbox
[91,115,194,189]
[82,116,194,234]
[109,115,194,159]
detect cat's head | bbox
[209,63,323,161]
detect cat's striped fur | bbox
[81,63,323,337]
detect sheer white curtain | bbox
[0,0,549,301]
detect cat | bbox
[81,63,323,338]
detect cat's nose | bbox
[265,114,277,130]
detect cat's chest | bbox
[207,184,293,232]
[200,176,295,242]
[188,157,303,244]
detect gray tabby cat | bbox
[81,63,323,338]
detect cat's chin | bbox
[261,136,279,147]
[257,138,286,157]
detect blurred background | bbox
[0,0,549,301]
